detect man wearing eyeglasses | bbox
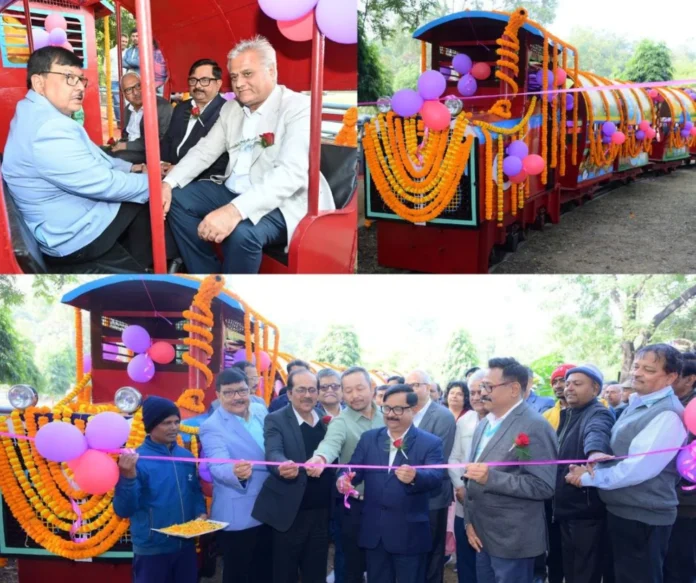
[160,59,229,181]
[3,46,160,272]
[316,369,345,419]
[463,357,558,583]
[337,385,446,583]
[404,369,456,583]
[199,367,272,583]
[109,72,172,165]
[252,369,332,583]
[231,359,268,407]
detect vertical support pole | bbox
[22,0,33,53]
[115,2,124,128]
[308,20,325,217]
[104,16,114,140]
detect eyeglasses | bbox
[319,384,341,393]
[123,83,141,95]
[291,387,318,396]
[187,77,219,87]
[380,405,412,416]
[479,381,513,393]
[41,71,88,88]
[406,382,429,390]
[220,388,249,398]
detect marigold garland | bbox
[494,7,527,94]
[541,34,549,185]
[560,49,568,176]
[335,107,358,148]
[551,42,559,170]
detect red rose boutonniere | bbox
[107,137,116,147]
[260,132,275,148]
[191,106,201,119]
[511,432,531,461]
[321,415,332,425]
[385,436,409,459]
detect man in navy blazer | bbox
[160,59,229,180]
[199,368,272,583]
[339,385,445,583]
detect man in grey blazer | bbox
[162,35,335,274]
[405,369,456,583]
[463,357,558,583]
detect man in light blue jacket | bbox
[2,46,154,272]
[200,367,272,583]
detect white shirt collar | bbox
[485,398,524,427]
[242,84,279,118]
[127,102,143,115]
[191,98,214,114]
[412,398,433,427]
[388,424,412,444]
[292,405,319,427]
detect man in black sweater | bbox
[555,364,615,583]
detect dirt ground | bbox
[358,164,696,274]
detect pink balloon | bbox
[471,62,491,81]
[32,28,50,50]
[72,450,120,495]
[420,100,451,131]
[127,353,156,383]
[149,341,175,365]
[315,0,357,44]
[509,170,528,184]
[611,131,626,145]
[648,89,659,100]
[555,69,567,87]
[277,10,314,42]
[83,354,92,374]
[686,400,696,435]
[258,350,271,372]
[61,41,73,52]
[646,128,657,140]
[522,154,546,176]
[48,28,67,46]
[258,0,318,21]
[691,127,696,137]
[86,412,130,450]
[44,13,68,33]
[639,120,651,132]
[35,422,88,463]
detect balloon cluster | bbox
[685,88,696,101]
[635,120,657,142]
[448,53,492,98]
[32,13,72,52]
[35,412,131,495]
[258,0,356,44]
[601,122,626,146]
[648,89,665,103]
[502,141,545,184]
[120,325,175,384]
[676,400,696,488]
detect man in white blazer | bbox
[163,35,334,273]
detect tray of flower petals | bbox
[153,519,228,538]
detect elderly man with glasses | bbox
[160,59,229,180]
[3,46,159,272]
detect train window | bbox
[0,6,87,69]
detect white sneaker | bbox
[326,571,335,583]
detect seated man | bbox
[160,59,229,181]
[109,72,172,165]
[163,35,336,274]
[2,46,158,272]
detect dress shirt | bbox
[176,99,212,157]
[448,410,482,517]
[238,402,266,450]
[388,425,412,470]
[580,386,687,489]
[413,398,433,428]
[126,103,144,141]
[292,405,319,428]
[108,46,120,82]
[474,398,525,461]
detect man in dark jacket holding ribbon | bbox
[554,364,615,583]
[114,396,206,583]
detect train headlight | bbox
[8,385,38,410]
[115,387,143,414]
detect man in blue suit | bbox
[525,367,555,413]
[338,385,446,583]
[2,46,158,272]
[199,368,272,583]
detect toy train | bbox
[363,8,696,274]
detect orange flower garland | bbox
[560,49,568,176]
[541,34,549,185]
[497,134,505,225]
[335,107,358,148]
[551,42,559,170]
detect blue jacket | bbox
[2,91,149,257]
[345,426,445,554]
[526,390,555,414]
[199,404,270,531]
[113,437,206,555]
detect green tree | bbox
[0,310,44,391]
[568,27,635,78]
[358,20,393,103]
[441,328,479,382]
[95,8,136,86]
[314,325,362,367]
[361,0,439,42]
[529,351,565,397]
[623,40,674,83]
[44,345,77,397]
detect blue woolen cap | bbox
[142,395,180,433]
[565,364,604,388]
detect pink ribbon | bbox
[69,498,84,543]
[338,467,359,508]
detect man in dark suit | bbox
[338,385,445,583]
[160,59,229,180]
[109,72,172,165]
[464,357,558,583]
[252,369,332,583]
[405,369,456,583]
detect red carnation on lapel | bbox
[107,137,116,146]
[260,132,275,147]
[321,415,332,425]
[512,432,531,460]
[191,106,201,119]
[515,432,530,447]
[393,438,403,449]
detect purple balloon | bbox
[199,461,213,483]
[417,70,447,101]
[122,325,151,353]
[32,28,50,50]
[507,141,529,159]
[85,412,131,450]
[536,69,554,87]
[222,92,236,101]
[677,446,696,484]
[439,67,452,78]
[315,0,357,44]
[35,421,88,462]
[258,0,318,21]
[685,122,694,131]
[457,74,477,97]
[565,94,574,111]
[231,350,253,364]
[602,122,617,137]
[127,353,156,383]
[681,130,690,138]
[452,54,473,75]
[391,89,423,118]
[602,136,612,145]
[566,121,575,128]
[502,156,523,177]
[83,354,92,374]
[635,130,646,140]
[48,28,67,46]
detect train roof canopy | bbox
[61,275,244,314]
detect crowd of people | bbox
[2,35,333,274]
[111,343,694,583]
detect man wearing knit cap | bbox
[114,396,207,583]
[565,344,687,583]
[555,364,615,583]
